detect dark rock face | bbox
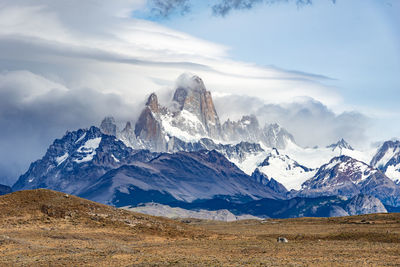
[173,75,221,138]
[296,155,400,206]
[134,94,165,151]
[79,150,285,206]
[251,168,288,197]
[327,138,354,151]
[0,184,11,195]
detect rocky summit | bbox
[102,73,296,153]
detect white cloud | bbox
[0,0,341,106]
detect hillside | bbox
[1,189,400,266]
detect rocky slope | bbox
[296,155,400,206]
[79,150,286,206]
[371,140,400,184]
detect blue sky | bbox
[140,0,400,136]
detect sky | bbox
[0,0,399,185]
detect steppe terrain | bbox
[1,189,399,266]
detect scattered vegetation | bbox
[1,189,399,266]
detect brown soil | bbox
[1,189,400,266]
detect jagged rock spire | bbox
[134,93,165,151]
[146,93,159,113]
[173,74,222,138]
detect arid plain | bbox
[1,189,399,266]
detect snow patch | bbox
[376,147,400,168]
[111,154,120,163]
[75,132,86,143]
[74,137,101,163]
[55,153,69,166]
[385,164,400,184]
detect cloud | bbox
[0,70,143,185]
[213,94,370,148]
[0,0,349,184]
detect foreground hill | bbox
[1,189,400,266]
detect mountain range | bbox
[9,73,400,219]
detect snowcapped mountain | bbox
[101,73,296,154]
[327,138,354,152]
[221,115,295,149]
[296,155,400,206]
[12,126,158,195]
[282,139,375,169]
[370,140,400,184]
[256,148,315,191]
[13,126,285,206]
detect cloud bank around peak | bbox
[213,94,370,149]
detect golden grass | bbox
[1,189,400,266]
